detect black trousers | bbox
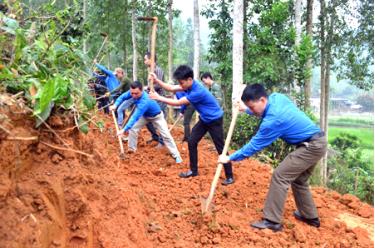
[183,105,195,141]
[188,116,233,179]
[146,101,167,145]
[98,97,109,114]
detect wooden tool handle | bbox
[204,107,239,212]
[169,114,183,132]
[149,17,158,92]
[111,110,125,155]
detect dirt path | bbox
[0,104,373,247]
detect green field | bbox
[328,125,374,166]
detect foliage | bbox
[327,132,374,204]
[1,1,94,128]
[231,113,294,168]
[355,93,374,112]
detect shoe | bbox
[175,156,183,163]
[155,143,164,149]
[178,170,198,178]
[221,177,234,186]
[293,210,320,228]
[250,219,282,232]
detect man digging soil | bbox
[218,84,327,232]
[113,81,182,163]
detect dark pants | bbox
[98,97,109,114]
[146,101,167,145]
[188,117,233,179]
[183,105,195,141]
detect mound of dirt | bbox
[0,97,373,247]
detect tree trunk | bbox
[319,0,326,185]
[123,0,128,78]
[293,0,302,90]
[193,0,200,79]
[132,0,138,81]
[294,0,302,45]
[304,0,314,110]
[83,0,87,55]
[232,0,244,112]
[167,0,173,83]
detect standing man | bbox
[93,61,123,98]
[144,51,165,146]
[113,81,182,163]
[218,84,327,232]
[149,65,234,185]
[201,72,223,107]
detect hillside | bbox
[0,94,373,247]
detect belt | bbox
[297,131,325,148]
[304,131,325,142]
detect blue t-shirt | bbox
[229,93,321,161]
[115,91,161,131]
[94,64,120,93]
[185,80,223,123]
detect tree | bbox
[193,0,200,80]
[232,0,243,107]
[167,0,173,82]
[304,0,314,110]
[132,0,137,80]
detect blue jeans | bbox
[117,98,134,127]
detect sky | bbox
[173,0,211,48]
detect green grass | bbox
[328,126,374,166]
[328,127,374,149]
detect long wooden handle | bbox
[149,17,158,92]
[204,107,239,212]
[169,114,183,132]
[92,36,108,69]
[111,110,125,155]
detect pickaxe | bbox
[137,16,158,92]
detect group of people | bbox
[89,56,327,232]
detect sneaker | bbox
[221,177,235,186]
[178,170,198,178]
[175,156,183,163]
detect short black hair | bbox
[130,80,143,90]
[241,84,268,102]
[145,51,157,62]
[173,65,194,80]
[201,72,213,80]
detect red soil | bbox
[0,99,373,247]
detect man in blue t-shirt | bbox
[149,65,234,186]
[112,81,182,163]
[93,62,122,96]
[218,84,327,232]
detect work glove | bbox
[218,154,230,164]
[109,105,117,111]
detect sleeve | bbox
[186,89,204,105]
[114,91,131,107]
[95,64,113,76]
[123,100,148,131]
[93,72,106,81]
[229,119,281,161]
